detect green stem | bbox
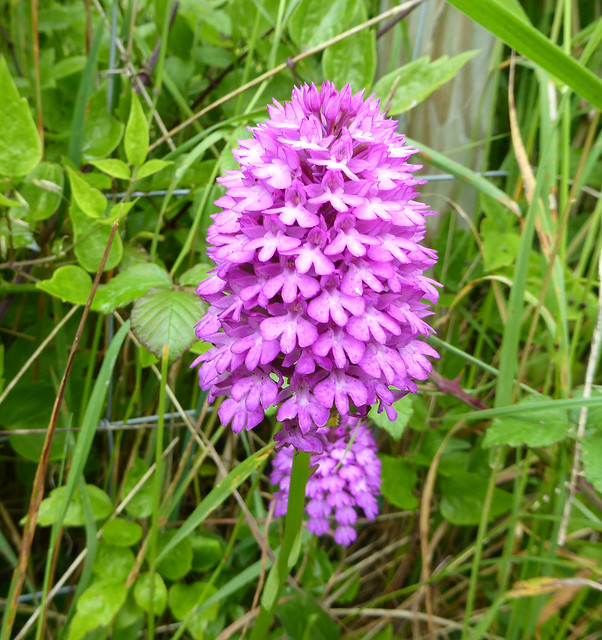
[249,450,311,639]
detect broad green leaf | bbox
[1,382,67,461]
[481,218,521,271]
[277,593,340,640]
[82,87,124,160]
[90,159,131,180]
[190,533,224,572]
[322,29,376,91]
[179,263,212,287]
[582,430,602,492]
[484,396,570,448]
[155,529,193,581]
[92,542,136,581]
[446,0,602,109]
[92,263,171,314]
[37,484,112,527]
[102,518,143,547]
[66,167,107,218]
[373,51,478,115]
[134,573,167,616]
[70,204,123,272]
[125,92,149,166]
[289,0,359,49]
[122,458,154,519]
[440,472,513,525]
[68,579,127,640]
[36,265,93,305]
[0,57,42,176]
[0,192,23,207]
[379,455,418,510]
[97,199,137,226]
[169,582,218,640]
[136,159,173,180]
[156,445,273,563]
[369,395,413,441]
[131,287,205,362]
[114,592,143,631]
[19,162,64,220]
[52,55,86,80]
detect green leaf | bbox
[582,429,602,492]
[483,396,571,448]
[136,159,173,180]
[379,455,418,510]
[373,51,478,115]
[37,484,112,527]
[36,265,93,305]
[97,199,137,226]
[446,0,602,110]
[133,573,167,616]
[178,263,212,287]
[277,593,340,640]
[125,92,149,166]
[481,217,521,272]
[190,533,224,572]
[102,518,143,547]
[440,471,513,525]
[131,287,205,362]
[52,55,87,80]
[0,192,24,207]
[289,0,359,49]
[82,88,124,160]
[1,382,67,461]
[114,592,143,631]
[68,579,127,640]
[20,162,64,221]
[66,166,108,218]
[155,529,193,581]
[92,263,172,314]
[322,29,376,91]
[93,542,136,581]
[122,458,154,519]
[168,582,218,640]
[70,204,123,272]
[369,395,413,441]
[0,57,42,176]
[90,159,131,180]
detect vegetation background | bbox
[1,0,602,638]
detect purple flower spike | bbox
[192,82,440,450]
[271,417,382,546]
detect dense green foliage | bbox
[1,0,602,638]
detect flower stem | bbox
[249,450,310,639]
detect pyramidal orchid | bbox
[192,82,439,454]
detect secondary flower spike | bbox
[192,82,439,450]
[271,417,381,545]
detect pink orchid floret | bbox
[192,81,439,451]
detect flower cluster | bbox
[271,417,381,545]
[192,82,439,450]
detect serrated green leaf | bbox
[322,29,376,91]
[70,204,123,272]
[92,263,171,314]
[93,542,136,581]
[68,579,127,640]
[484,396,570,448]
[289,0,359,49]
[0,57,42,176]
[369,395,413,440]
[102,518,143,547]
[122,458,154,519]
[37,484,112,527]
[36,265,93,305]
[131,287,205,362]
[90,159,131,180]
[20,162,64,221]
[440,472,513,525]
[373,51,479,115]
[380,455,418,510]
[125,92,149,166]
[136,159,173,180]
[66,166,107,218]
[134,573,167,615]
[156,529,193,581]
